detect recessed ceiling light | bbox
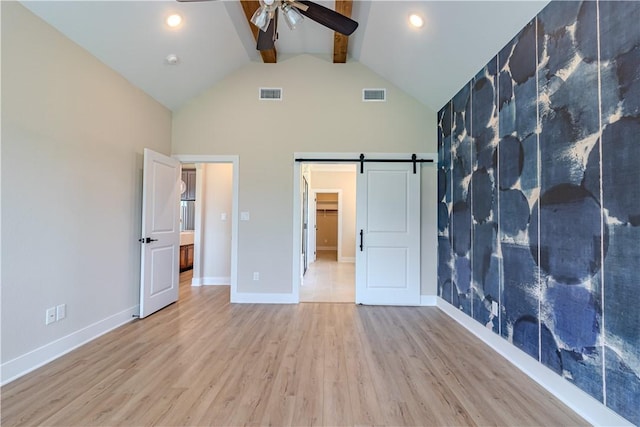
[165,54,180,65]
[409,14,424,29]
[166,13,183,28]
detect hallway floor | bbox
[300,250,354,303]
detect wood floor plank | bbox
[342,307,385,426]
[322,304,353,426]
[377,307,473,426]
[291,304,325,426]
[260,304,314,427]
[228,305,292,426]
[356,306,422,426]
[40,368,130,425]
[1,271,588,426]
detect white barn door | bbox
[355,162,421,305]
[139,148,181,318]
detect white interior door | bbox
[139,148,181,318]
[309,193,317,263]
[355,162,421,305]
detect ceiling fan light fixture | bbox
[282,4,303,30]
[251,7,271,32]
[261,0,279,13]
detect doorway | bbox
[315,192,339,258]
[174,155,239,301]
[189,163,234,287]
[141,155,237,317]
[299,164,356,303]
[179,164,196,274]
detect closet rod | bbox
[295,153,434,174]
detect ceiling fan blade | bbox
[288,1,308,12]
[294,0,358,36]
[257,16,276,51]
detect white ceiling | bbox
[20,0,549,112]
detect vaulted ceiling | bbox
[20,0,549,112]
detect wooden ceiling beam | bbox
[240,0,277,63]
[333,0,352,63]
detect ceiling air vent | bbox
[259,87,283,101]
[363,88,386,102]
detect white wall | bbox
[0,2,172,381]
[172,54,437,296]
[421,164,438,296]
[198,163,233,284]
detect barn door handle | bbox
[359,230,364,252]
[138,237,158,244]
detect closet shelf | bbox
[316,202,338,210]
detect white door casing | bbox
[139,148,181,318]
[355,162,421,305]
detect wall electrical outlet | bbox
[491,300,499,316]
[253,272,259,281]
[46,307,56,325]
[56,304,66,321]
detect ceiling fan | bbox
[176,0,358,51]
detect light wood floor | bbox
[300,250,354,303]
[1,272,586,426]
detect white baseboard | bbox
[1,305,138,386]
[420,295,437,306]
[191,276,230,286]
[231,292,296,304]
[436,297,632,426]
[339,257,355,263]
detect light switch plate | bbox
[56,304,66,321]
[491,300,499,316]
[220,212,227,221]
[240,211,250,221]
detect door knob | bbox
[138,237,159,244]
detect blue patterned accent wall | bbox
[437,1,640,424]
